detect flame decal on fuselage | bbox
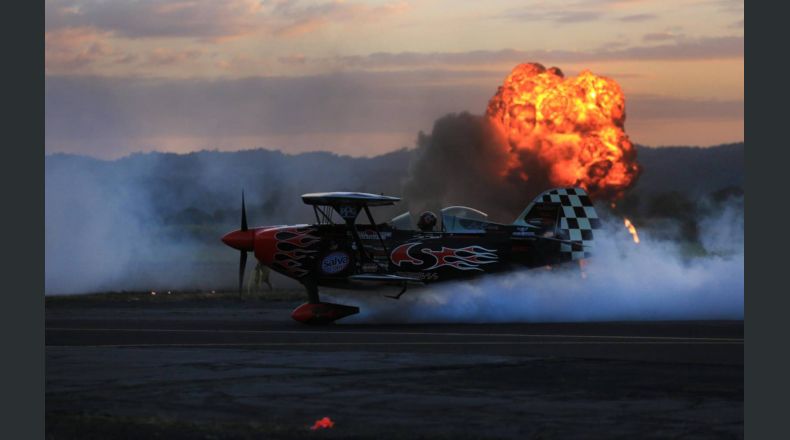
[272,227,320,278]
[390,242,423,267]
[390,242,498,271]
[421,246,498,271]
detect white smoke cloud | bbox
[333,208,744,323]
[44,150,410,294]
[45,155,220,294]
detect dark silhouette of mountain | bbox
[632,143,743,196]
[45,142,743,294]
[45,142,743,228]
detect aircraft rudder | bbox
[514,187,601,261]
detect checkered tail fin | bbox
[513,187,601,261]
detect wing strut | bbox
[362,205,390,256]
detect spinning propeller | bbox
[221,191,256,300]
[238,191,248,299]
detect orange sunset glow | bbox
[45,0,743,158]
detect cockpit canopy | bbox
[389,206,492,232]
[440,206,490,233]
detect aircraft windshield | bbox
[441,206,491,233]
[389,206,490,231]
[440,206,488,221]
[389,212,413,230]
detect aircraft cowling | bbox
[253,226,321,279]
[253,227,281,265]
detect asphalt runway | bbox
[46,300,743,439]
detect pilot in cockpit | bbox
[417,211,438,232]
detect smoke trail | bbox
[332,203,744,323]
[45,154,236,294]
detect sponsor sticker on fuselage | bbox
[321,251,350,274]
[336,205,359,220]
[358,229,393,240]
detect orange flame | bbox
[310,417,334,430]
[487,62,640,200]
[624,218,640,244]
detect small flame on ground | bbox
[624,218,640,244]
[310,417,334,430]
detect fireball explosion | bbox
[403,62,641,220]
[487,63,640,200]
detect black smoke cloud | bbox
[402,112,563,222]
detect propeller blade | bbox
[239,250,248,298]
[241,191,248,231]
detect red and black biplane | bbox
[222,188,600,324]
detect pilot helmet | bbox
[417,211,438,231]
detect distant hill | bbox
[45,141,743,209]
[46,148,414,226]
[45,142,743,231]
[45,142,743,294]
[632,143,744,196]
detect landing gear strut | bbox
[291,278,359,324]
[304,278,320,304]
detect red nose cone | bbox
[221,229,255,251]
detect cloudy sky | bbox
[45,0,743,158]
